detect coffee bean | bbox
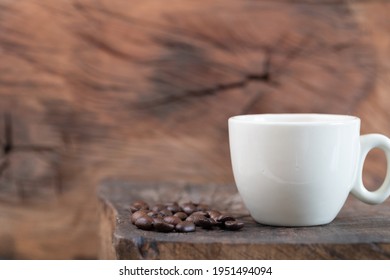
[165,201,181,211]
[174,212,188,220]
[166,204,182,213]
[176,221,196,232]
[153,220,175,232]
[130,204,148,213]
[198,218,214,229]
[217,214,235,223]
[147,211,161,218]
[151,204,166,212]
[185,214,204,223]
[207,210,222,220]
[132,200,149,211]
[192,211,208,217]
[131,210,148,224]
[134,216,154,230]
[185,215,194,222]
[208,218,219,227]
[224,220,244,231]
[159,209,173,217]
[190,214,209,226]
[152,217,164,224]
[163,216,181,226]
[182,203,197,215]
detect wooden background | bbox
[0,0,389,259]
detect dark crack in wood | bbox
[136,73,274,109]
[138,33,308,112]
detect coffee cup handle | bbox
[352,134,390,204]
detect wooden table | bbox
[98,179,390,259]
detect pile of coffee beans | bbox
[130,200,244,233]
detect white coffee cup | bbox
[229,114,390,226]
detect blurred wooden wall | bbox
[0,0,389,259]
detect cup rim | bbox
[229,113,360,125]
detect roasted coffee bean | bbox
[151,204,166,212]
[208,218,219,227]
[130,205,148,212]
[176,221,196,232]
[147,211,162,218]
[185,214,204,223]
[174,212,188,220]
[207,210,222,220]
[192,211,208,217]
[153,220,175,232]
[134,216,154,230]
[182,203,197,215]
[185,215,194,222]
[166,204,182,213]
[217,214,235,223]
[132,200,149,211]
[163,216,181,226]
[152,217,164,224]
[131,210,148,224]
[190,214,209,226]
[197,217,213,229]
[224,220,244,231]
[159,209,173,217]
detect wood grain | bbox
[0,0,390,259]
[99,180,390,259]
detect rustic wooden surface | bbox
[99,180,390,260]
[1,0,390,259]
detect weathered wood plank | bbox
[99,180,390,259]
